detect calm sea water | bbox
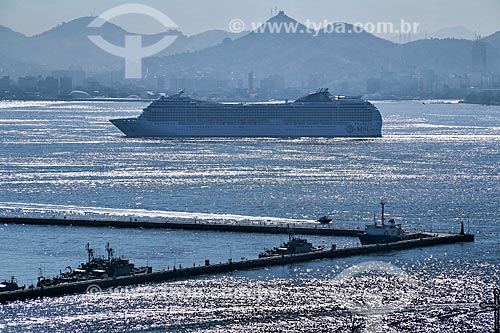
[0,100,499,332]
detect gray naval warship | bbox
[0,276,24,292]
[259,231,324,258]
[36,243,152,288]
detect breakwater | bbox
[0,216,364,236]
[0,232,474,303]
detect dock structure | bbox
[0,216,364,236]
[0,232,474,303]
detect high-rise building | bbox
[260,74,285,93]
[469,72,483,87]
[86,78,99,93]
[0,76,10,90]
[248,71,254,93]
[45,76,59,96]
[59,76,73,95]
[18,76,38,91]
[157,75,166,91]
[51,70,86,87]
[168,76,193,92]
[471,40,487,72]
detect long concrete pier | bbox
[0,233,474,303]
[0,216,364,236]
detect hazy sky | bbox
[1,0,499,37]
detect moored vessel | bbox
[317,215,332,224]
[0,276,24,292]
[36,243,152,288]
[358,201,431,245]
[259,232,324,258]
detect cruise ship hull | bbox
[110,89,383,138]
[110,118,382,138]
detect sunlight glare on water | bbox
[0,100,499,332]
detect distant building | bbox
[169,76,177,91]
[180,77,193,91]
[169,76,193,92]
[492,74,500,88]
[51,70,86,87]
[86,78,99,93]
[260,74,285,93]
[36,75,45,91]
[248,71,254,93]
[465,88,500,105]
[469,71,483,87]
[419,69,437,93]
[0,76,10,90]
[216,79,227,90]
[471,40,487,72]
[366,78,381,94]
[193,77,213,91]
[45,76,59,96]
[445,74,463,90]
[157,75,166,91]
[18,76,38,91]
[59,76,73,95]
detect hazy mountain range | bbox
[383,26,479,43]
[0,16,245,75]
[144,12,500,86]
[1,11,499,89]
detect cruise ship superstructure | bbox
[110,88,382,137]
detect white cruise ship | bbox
[110,88,382,137]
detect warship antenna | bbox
[287,224,294,241]
[380,200,386,226]
[86,243,94,263]
[106,242,114,261]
